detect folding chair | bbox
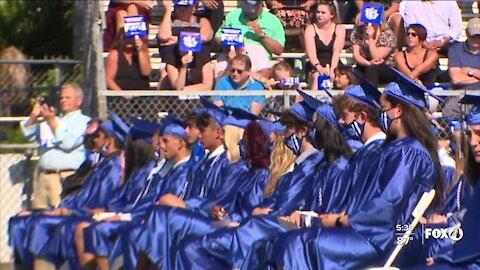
[367,189,436,270]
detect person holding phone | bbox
[21,83,91,210]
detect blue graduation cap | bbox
[222,106,259,129]
[129,116,163,141]
[290,101,315,124]
[344,83,381,109]
[163,123,188,140]
[106,112,130,143]
[385,66,443,110]
[198,97,229,126]
[269,121,286,133]
[297,90,339,129]
[163,114,186,129]
[460,95,480,126]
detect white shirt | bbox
[364,131,387,146]
[438,148,456,168]
[401,1,463,42]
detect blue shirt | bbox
[448,42,480,90]
[21,110,90,170]
[213,76,266,112]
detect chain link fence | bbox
[0,60,83,118]
[0,145,37,263]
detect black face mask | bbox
[83,133,96,151]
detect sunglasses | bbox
[407,32,418,37]
[231,68,245,74]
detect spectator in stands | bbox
[103,0,156,51]
[354,1,403,50]
[351,21,397,86]
[394,24,438,88]
[333,66,360,90]
[216,0,286,80]
[401,0,463,56]
[448,17,480,91]
[197,0,224,33]
[213,45,270,81]
[157,0,213,46]
[266,0,316,51]
[266,61,294,89]
[20,83,91,210]
[213,54,266,115]
[105,28,152,94]
[304,1,346,90]
[157,0,214,90]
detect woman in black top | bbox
[394,24,438,88]
[304,1,346,90]
[105,28,152,93]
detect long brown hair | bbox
[384,95,445,212]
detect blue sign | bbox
[179,32,202,52]
[360,3,384,25]
[221,27,244,48]
[317,75,332,91]
[124,16,148,38]
[174,0,197,6]
[279,77,300,88]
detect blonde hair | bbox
[223,125,244,163]
[263,133,296,198]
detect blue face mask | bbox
[347,119,365,141]
[379,111,393,134]
[284,133,303,156]
[154,149,161,160]
[238,139,247,160]
[340,124,357,141]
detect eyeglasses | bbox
[407,32,418,37]
[231,68,245,74]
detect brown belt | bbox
[41,169,76,174]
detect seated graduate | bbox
[267,66,446,270]
[219,91,356,270]
[174,100,326,269]
[135,116,273,270]
[15,114,128,270]
[403,95,480,270]
[47,130,156,269]
[8,118,103,269]
[74,120,193,270]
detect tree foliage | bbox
[0,0,74,58]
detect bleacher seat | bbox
[100,0,478,89]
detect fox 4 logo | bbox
[424,226,464,241]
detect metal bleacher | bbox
[100,0,478,89]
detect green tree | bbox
[0,0,74,58]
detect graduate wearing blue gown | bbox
[268,68,446,270]
[80,122,194,270]
[23,118,126,269]
[404,95,480,270]
[134,119,272,270]
[175,100,331,270]
[47,135,157,269]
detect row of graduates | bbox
[8,69,480,270]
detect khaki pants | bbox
[31,170,74,209]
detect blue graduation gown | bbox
[134,165,268,270]
[103,158,193,270]
[271,136,438,270]
[22,153,122,265]
[183,149,230,207]
[174,149,326,270]
[404,178,480,270]
[47,160,156,267]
